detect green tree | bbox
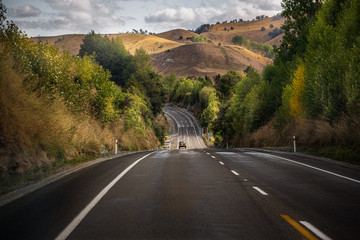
[277,0,322,62]
[214,71,242,101]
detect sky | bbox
[3,0,283,37]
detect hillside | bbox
[202,16,285,46]
[155,29,197,43]
[31,17,284,78]
[151,43,271,78]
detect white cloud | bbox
[144,0,282,31]
[8,5,41,18]
[15,0,125,34]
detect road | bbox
[0,106,359,239]
[163,106,206,149]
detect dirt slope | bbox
[106,33,183,54]
[150,42,271,78]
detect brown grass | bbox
[0,51,158,181]
[233,116,360,150]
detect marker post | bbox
[115,139,118,155]
[293,136,296,153]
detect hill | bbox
[155,29,197,43]
[202,16,285,46]
[151,43,271,78]
[31,17,284,78]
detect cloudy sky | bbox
[3,0,282,37]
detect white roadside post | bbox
[293,136,296,152]
[115,139,118,155]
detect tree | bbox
[277,0,322,62]
[214,71,242,101]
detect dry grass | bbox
[232,116,360,163]
[0,51,158,183]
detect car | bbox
[179,141,186,149]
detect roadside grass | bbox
[0,154,97,196]
[305,146,360,165]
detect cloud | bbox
[8,5,41,18]
[15,0,125,34]
[145,0,282,30]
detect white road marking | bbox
[219,161,225,165]
[55,152,155,240]
[300,221,332,240]
[206,153,210,155]
[231,170,239,176]
[215,152,236,155]
[245,152,360,184]
[211,156,216,159]
[252,186,268,195]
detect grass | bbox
[0,154,97,195]
[305,146,360,165]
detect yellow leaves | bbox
[289,63,305,118]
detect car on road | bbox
[179,141,186,149]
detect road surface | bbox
[0,106,359,239]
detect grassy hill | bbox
[202,16,285,45]
[32,17,284,78]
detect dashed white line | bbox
[211,156,216,159]
[231,170,239,176]
[206,152,210,155]
[219,161,225,165]
[300,221,332,240]
[252,186,268,196]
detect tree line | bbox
[170,0,360,163]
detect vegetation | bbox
[0,1,167,191]
[190,35,211,43]
[170,0,360,163]
[232,35,275,58]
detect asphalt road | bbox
[0,106,359,240]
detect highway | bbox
[0,106,359,239]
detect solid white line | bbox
[300,221,332,240]
[211,156,216,159]
[245,152,360,184]
[252,186,268,195]
[55,152,155,240]
[231,170,239,176]
[219,161,225,165]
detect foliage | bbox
[214,71,242,101]
[194,24,211,34]
[0,1,165,181]
[277,0,322,62]
[268,27,285,38]
[231,35,275,58]
[190,34,211,43]
[303,0,360,122]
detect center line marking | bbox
[252,186,268,195]
[211,156,216,159]
[55,152,155,240]
[219,161,224,165]
[231,170,239,176]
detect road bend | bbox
[0,106,358,239]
